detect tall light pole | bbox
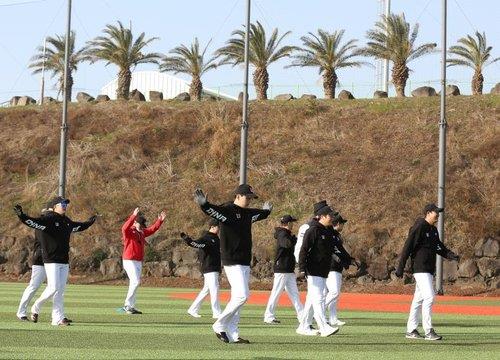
[239,0,251,185]
[382,0,391,93]
[435,0,447,295]
[58,0,72,197]
[39,38,47,105]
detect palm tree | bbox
[448,31,499,95]
[160,38,217,101]
[287,29,366,99]
[216,21,296,100]
[85,21,161,99]
[363,13,436,97]
[29,31,86,101]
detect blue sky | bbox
[0,0,498,101]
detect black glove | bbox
[447,251,459,262]
[180,232,191,243]
[13,204,23,217]
[395,268,404,278]
[194,189,208,206]
[88,215,98,223]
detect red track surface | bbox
[170,291,500,316]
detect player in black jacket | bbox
[325,214,356,327]
[296,203,347,337]
[396,203,459,341]
[13,196,96,326]
[194,184,272,344]
[263,215,304,325]
[181,218,222,319]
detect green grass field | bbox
[0,282,499,359]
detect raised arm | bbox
[248,202,273,223]
[194,188,234,224]
[122,208,139,235]
[69,215,97,233]
[13,205,50,231]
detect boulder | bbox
[171,247,198,265]
[175,92,191,101]
[443,259,459,281]
[411,86,436,97]
[367,259,389,280]
[9,96,21,106]
[202,94,217,102]
[446,85,460,96]
[174,265,201,279]
[42,97,58,104]
[338,90,355,100]
[458,259,478,278]
[300,94,317,100]
[373,91,388,98]
[17,96,36,106]
[490,83,500,95]
[95,95,110,102]
[99,258,123,276]
[491,278,500,289]
[76,92,94,103]
[476,258,500,278]
[143,261,173,277]
[130,89,145,101]
[274,93,295,101]
[482,238,499,258]
[149,91,163,102]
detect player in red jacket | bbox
[121,207,166,314]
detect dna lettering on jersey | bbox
[205,208,227,222]
[25,220,46,231]
[72,226,81,232]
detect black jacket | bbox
[17,211,95,264]
[32,229,44,266]
[273,227,297,273]
[184,231,221,274]
[298,221,349,278]
[397,217,454,274]
[200,201,270,266]
[329,229,353,273]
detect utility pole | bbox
[39,38,47,105]
[58,0,72,197]
[382,0,391,93]
[239,0,251,185]
[436,0,447,295]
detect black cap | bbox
[208,218,220,228]
[424,203,444,214]
[280,215,297,224]
[46,196,70,208]
[135,213,147,227]
[333,214,347,225]
[234,184,258,199]
[313,200,328,215]
[316,205,336,217]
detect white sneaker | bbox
[296,328,320,336]
[320,325,339,337]
[187,310,201,318]
[331,319,346,326]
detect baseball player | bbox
[396,203,459,341]
[263,215,303,325]
[121,207,166,314]
[181,218,222,319]
[13,197,96,326]
[296,202,350,337]
[16,210,48,321]
[325,213,357,326]
[194,184,272,344]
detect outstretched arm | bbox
[194,188,234,224]
[143,211,166,237]
[248,202,272,223]
[122,208,139,235]
[70,215,97,232]
[13,205,50,231]
[181,233,209,249]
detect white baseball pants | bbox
[297,275,331,334]
[407,272,435,334]
[188,271,221,318]
[17,265,46,318]
[123,259,142,308]
[264,272,303,322]
[325,271,342,323]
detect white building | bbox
[100,70,236,101]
